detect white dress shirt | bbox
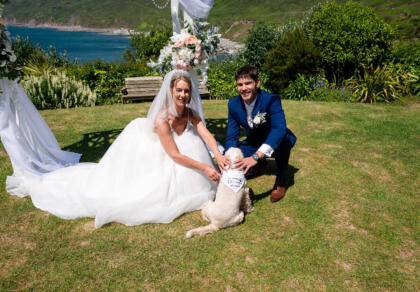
[244,99,274,157]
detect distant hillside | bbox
[4,0,419,40]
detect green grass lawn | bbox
[0,100,418,290]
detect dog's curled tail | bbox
[185,224,219,239]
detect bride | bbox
[4,69,229,228]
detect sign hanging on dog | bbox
[221,170,245,193]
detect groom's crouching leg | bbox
[270,140,292,203]
[245,158,268,179]
[270,176,287,203]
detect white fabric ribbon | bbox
[179,0,214,18]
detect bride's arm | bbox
[190,116,230,171]
[155,120,220,181]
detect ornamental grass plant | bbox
[345,64,418,103]
[21,71,96,109]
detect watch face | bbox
[252,154,259,161]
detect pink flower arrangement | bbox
[185,35,199,46]
[148,21,221,84]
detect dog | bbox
[186,147,253,238]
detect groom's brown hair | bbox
[235,66,259,82]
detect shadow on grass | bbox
[63,129,123,162]
[61,118,298,199]
[61,118,229,163]
[251,164,299,202]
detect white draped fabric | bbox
[0,78,81,178]
[179,0,214,19]
[171,0,214,34]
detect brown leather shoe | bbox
[270,176,287,203]
[270,186,286,203]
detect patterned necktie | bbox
[246,107,253,128]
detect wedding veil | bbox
[0,78,81,177]
[146,69,205,136]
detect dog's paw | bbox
[185,231,193,239]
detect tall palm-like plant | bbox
[345,65,417,103]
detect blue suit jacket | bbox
[225,89,296,153]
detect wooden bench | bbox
[121,76,210,103]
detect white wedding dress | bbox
[7,118,216,228]
[2,70,217,228]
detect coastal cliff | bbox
[4,0,418,40]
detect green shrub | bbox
[345,64,417,103]
[44,45,72,68]
[263,28,321,93]
[12,37,44,66]
[284,74,354,102]
[66,60,152,105]
[21,71,96,109]
[284,74,321,100]
[207,58,242,99]
[240,24,282,70]
[388,40,420,68]
[12,37,72,72]
[304,1,394,80]
[410,66,420,96]
[385,64,419,97]
[124,25,172,63]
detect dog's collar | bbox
[221,169,245,193]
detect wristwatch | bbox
[251,153,260,161]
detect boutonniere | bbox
[253,111,267,126]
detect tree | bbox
[304,1,394,80]
[125,25,172,63]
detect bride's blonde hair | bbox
[170,74,192,92]
[146,69,205,138]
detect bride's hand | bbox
[204,165,220,181]
[214,153,230,171]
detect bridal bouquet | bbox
[148,21,220,84]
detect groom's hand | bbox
[235,157,257,174]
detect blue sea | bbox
[7,26,131,63]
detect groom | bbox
[225,66,296,202]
